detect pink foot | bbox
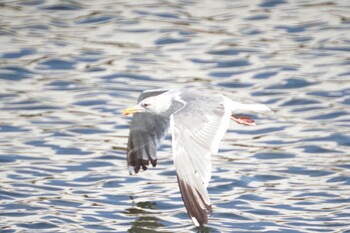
[231,115,256,126]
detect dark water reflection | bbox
[1,0,350,232]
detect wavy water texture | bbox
[0,0,350,232]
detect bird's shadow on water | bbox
[124,196,219,233]
[196,226,219,233]
[125,196,165,233]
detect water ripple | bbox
[1,0,350,232]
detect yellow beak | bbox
[123,105,142,116]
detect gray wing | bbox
[127,89,169,174]
[170,94,231,226]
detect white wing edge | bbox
[141,88,169,94]
[209,96,233,154]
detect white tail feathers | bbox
[224,97,273,115]
[239,103,272,114]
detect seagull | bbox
[123,88,271,227]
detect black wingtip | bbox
[150,158,157,167]
[177,176,212,227]
[127,154,158,175]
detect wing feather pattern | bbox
[127,90,169,174]
[170,93,231,226]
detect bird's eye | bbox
[142,103,150,108]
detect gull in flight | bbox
[123,88,271,227]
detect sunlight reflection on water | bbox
[1,0,350,232]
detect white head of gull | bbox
[123,88,272,227]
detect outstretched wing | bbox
[127,89,169,174]
[170,94,231,226]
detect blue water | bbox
[1,0,350,232]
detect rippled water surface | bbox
[1,0,350,232]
